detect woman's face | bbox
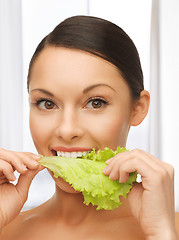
[29,47,134,192]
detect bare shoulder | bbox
[0,204,45,240]
[0,211,30,240]
[0,209,38,240]
[175,212,179,237]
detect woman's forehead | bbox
[29,46,128,91]
[30,46,119,74]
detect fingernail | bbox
[102,166,109,174]
[11,174,16,181]
[22,164,27,171]
[33,155,41,160]
[103,166,107,172]
[106,158,113,164]
[109,175,114,180]
[32,160,39,166]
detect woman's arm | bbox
[103,149,178,240]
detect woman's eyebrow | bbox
[29,88,54,96]
[83,84,116,94]
[29,84,116,96]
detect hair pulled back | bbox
[27,15,144,99]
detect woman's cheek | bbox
[85,112,130,149]
[29,112,52,154]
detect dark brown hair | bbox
[27,15,144,99]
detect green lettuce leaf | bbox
[83,146,128,162]
[39,147,137,210]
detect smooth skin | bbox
[0,47,178,240]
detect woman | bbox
[0,15,178,239]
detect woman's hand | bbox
[103,149,177,240]
[0,148,44,229]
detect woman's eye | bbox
[37,100,56,110]
[86,98,108,109]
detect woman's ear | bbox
[130,90,150,126]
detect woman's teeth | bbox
[56,151,90,158]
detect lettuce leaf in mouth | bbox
[39,147,137,210]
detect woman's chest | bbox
[19,219,145,240]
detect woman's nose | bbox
[54,108,83,142]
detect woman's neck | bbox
[48,184,133,225]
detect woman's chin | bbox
[55,177,80,194]
[48,170,80,194]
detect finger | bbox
[103,160,116,175]
[0,149,28,174]
[103,151,138,177]
[2,151,40,174]
[103,150,140,175]
[21,152,41,160]
[105,158,114,164]
[130,149,174,177]
[103,150,134,176]
[118,157,160,185]
[107,162,121,181]
[105,151,129,164]
[0,160,16,181]
[16,152,41,163]
[107,149,169,179]
[15,152,40,170]
[107,155,158,182]
[128,150,174,183]
[0,177,9,184]
[16,165,44,202]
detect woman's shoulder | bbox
[0,203,47,240]
[0,211,31,240]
